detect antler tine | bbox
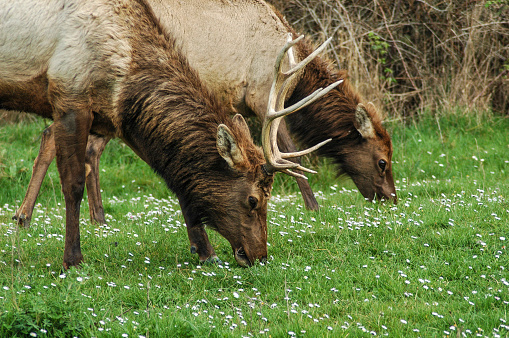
[282,36,333,79]
[281,138,332,160]
[268,78,344,121]
[262,34,342,179]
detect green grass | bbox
[0,112,508,337]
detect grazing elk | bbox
[157,0,397,206]
[0,0,336,268]
[13,0,396,229]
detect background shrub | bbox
[271,0,509,116]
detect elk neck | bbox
[114,10,249,224]
[284,39,364,162]
[118,58,242,190]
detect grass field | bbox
[0,112,508,337]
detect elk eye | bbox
[378,159,387,172]
[248,196,258,210]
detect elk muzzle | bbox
[233,241,268,268]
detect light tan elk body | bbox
[12,0,396,229]
[0,0,333,268]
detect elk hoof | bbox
[13,213,31,228]
[63,254,84,270]
[91,214,107,226]
[202,255,222,265]
[304,198,320,211]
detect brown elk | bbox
[12,0,397,229]
[0,0,335,268]
[155,0,397,206]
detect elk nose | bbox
[391,193,398,204]
[260,256,267,264]
[234,247,252,268]
[376,191,397,204]
[384,192,397,204]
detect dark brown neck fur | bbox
[285,38,365,166]
[116,0,265,226]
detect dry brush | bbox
[272,0,509,117]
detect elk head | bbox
[214,114,273,267]
[342,102,397,203]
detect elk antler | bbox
[261,34,344,179]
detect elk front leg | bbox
[85,134,110,225]
[180,200,220,264]
[14,125,56,228]
[276,119,320,211]
[187,225,221,264]
[53,111,92,269]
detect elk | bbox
[0,0,336,268]
[156,0,397,206]
[13,0,397,229]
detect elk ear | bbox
[367,101,384,120]
[232,114,251,137]
[217,124,246,169]
[354,103,375,139]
